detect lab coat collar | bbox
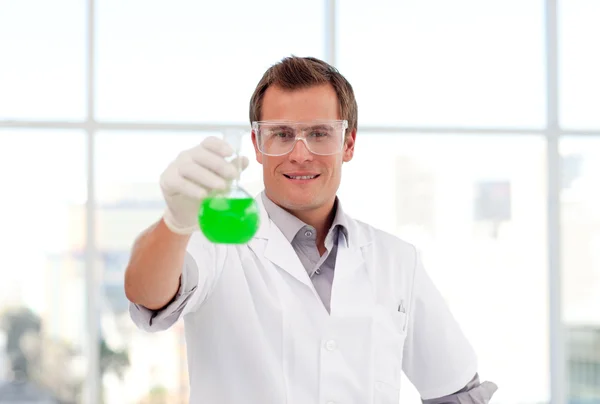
[252,192,369,249]
[249,192,371,289]
[259,191,350,248]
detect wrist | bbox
[162,208,199,235]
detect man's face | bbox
[251,83,356,213]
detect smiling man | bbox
[125,56,497,403]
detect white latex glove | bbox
[160,136,249,235]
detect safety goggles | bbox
[252,120,348,156]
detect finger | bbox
[188,147,238,180]
[174,176,209,201]
[179,161,229,191]
[229,156,250,179]
[231,156,250,172]
[200,136,235,158]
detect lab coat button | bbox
[325,340,337,351]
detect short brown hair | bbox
[249,56,358,134]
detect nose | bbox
[288,138,313,163]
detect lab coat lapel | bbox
[334,217,370,281]
[329,218,373,316]
[334,243,365,281]
[248,195,313,288]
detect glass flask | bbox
[197,129,260,244]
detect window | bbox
[559,0,600,130]
[0,1,86,120]
[0,130,86,402]
[337,0,546,128]
[561,137,600,401]
[95,0,325,123]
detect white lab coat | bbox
[145,197,477,404]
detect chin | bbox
[278,191,321,211]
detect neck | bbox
[291,198,337,252]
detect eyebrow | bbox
[307,124,335,131]
[265,125,294,131]
[262,123,337,131]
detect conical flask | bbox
[197,129,260,244]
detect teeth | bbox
[289,175,316,180]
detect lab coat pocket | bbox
[372,307,407,404]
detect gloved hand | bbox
[160,136,249,235]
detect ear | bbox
[342,128,356,163]
[251,130,263,164]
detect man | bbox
[125,56,497,403]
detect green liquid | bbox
[198,197,260,244]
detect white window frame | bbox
[2,0,600,402]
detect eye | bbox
[269,130,293,139]
[310,131,329,138]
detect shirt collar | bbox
[260,191,350,247]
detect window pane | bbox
[337,0,546,128]
[0,130,87,402]
[96,0,324,123]
[95,131,262,402]
[338,134,548,403]
[0,1,86,120]
[561,137,600,400]
[560,0,600,130]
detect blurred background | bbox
[0,0,599,403]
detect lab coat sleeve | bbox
[421,373,498,404]
[129,252,199,332]
[401,247,481,400]
[129,232,224,332]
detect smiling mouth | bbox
[283,174,320,180]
